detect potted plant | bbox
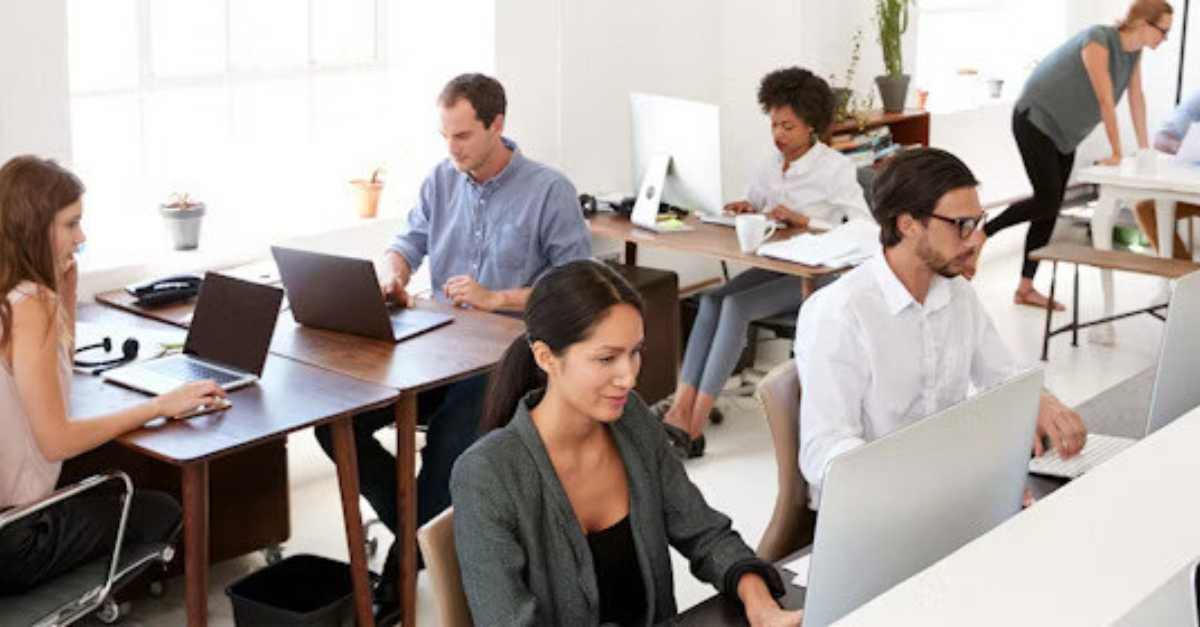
[350,167,385,219]
[829,27,865,124]
[159,192,205,250]
[874,0,914,113]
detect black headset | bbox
[74,337,140,373]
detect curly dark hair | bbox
[756,67,835,137]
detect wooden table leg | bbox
[625,241,638,266]
[395,394,418,627]
[330,416,376,627]
[181,461,210,627]
[801,277,816,300]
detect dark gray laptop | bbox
[104,272,283,395]
[271,246,452,343]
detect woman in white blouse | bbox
[660,67,870,458]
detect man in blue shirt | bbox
[1136,89,1200,259]
[314,73,592,623]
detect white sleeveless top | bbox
[0,283,68,508]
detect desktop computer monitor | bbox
[629,93,723,217]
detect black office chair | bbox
[0,471,176,626]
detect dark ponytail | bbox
[479,260,644,432]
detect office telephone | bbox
[125,273,203,307]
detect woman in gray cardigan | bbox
[450,260,800,626]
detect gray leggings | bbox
[680,268,824,397]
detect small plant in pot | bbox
[829,27,865,123]
[874,0,914,113]
[159,192,205,251]
[350,167,385,219]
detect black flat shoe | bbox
[661,422,706,459]
[709,406,725,425]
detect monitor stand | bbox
[631,153,691,233]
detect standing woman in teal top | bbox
[978,0,1173,310]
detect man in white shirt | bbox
[795,148,1087,509]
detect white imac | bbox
[629,93,723,231]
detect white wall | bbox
[0,0,72,162]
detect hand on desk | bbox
[738,572,803,626]
[153,380,227,420]
[1034,393,1087,458]
[724,200,756,215]
[445,275,501,311]
[1095,154,1122,167]
[766,206,809,231]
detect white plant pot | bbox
[160,204,206,250]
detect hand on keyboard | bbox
[1034,393,1087,457]
[152,380,227,420]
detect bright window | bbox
[66,0,494,269]
[915,0,1068,113]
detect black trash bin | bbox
[226,554,355,627]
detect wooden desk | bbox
[94,288,525,626]
[587,213,843,296]
[72,305,399,627]
[838,405,1200,626]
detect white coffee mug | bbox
[735,214,777,253]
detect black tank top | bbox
[587,515,646,626]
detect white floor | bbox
[108,222,1173,625]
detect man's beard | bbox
[916,235,965,278]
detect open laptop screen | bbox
[184,272,283,376]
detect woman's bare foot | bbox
[1014,287,1065,311]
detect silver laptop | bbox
[104,273,283,395]
[802,368,1042,627]
[271,246,453,343]
[1030,269,1200,479]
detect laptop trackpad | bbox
[390,309,453,341]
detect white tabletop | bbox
[835,405,1200,626]
[1076,156,1200,196]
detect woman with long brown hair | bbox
[977,0,1173,312]
[0,155,223,594]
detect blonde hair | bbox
[1118,0,1174,31]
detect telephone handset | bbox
[125,273,203,306]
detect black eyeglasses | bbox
[1149,21,1169,40]
[928,213,986,239]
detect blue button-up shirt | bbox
[1162,90,1200,140]
[388,138,592,302]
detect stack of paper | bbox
[757,219,881,267]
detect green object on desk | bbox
[658,217,685,229]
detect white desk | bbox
[1077,157,1200,344]
[835,405,1200,626]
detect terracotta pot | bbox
[350,179,384,219]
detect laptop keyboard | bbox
[147,357,243,386]
[1028,433,1137,479]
